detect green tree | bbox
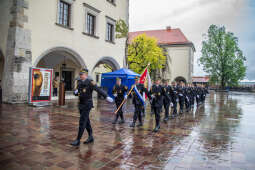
[128,34,166,75]
[115,19,129,68]
[199,25,246,88]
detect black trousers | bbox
[115,101,124,121]
[163,100,170,118]
[196,95,200,105]
[172,100,177,115]
[153,107,161,126]
[190,96,194,105]
[77,104,93,140]
[179,97,184,111]
[133,104,143,124]
[185,96,190,109]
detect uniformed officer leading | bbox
[112,77,128,124]
[71,69,113,146]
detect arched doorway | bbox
[34,47,86,91]
[91,57,120,85]
[175,76,187,84]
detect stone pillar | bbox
[2,0,31,103]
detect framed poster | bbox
[28,67,53,104]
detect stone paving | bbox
[0,91,255,170]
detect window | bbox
[58,0,71,27]
[83,3,101,38]
[86,13,96,35]
[106,23,114,42]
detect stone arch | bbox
[34,47,87,91]
[92,56,120,72]
[91,56,120,85]
[175,76,187,84]
[34,46,87,68]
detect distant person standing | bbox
[53,76,59,96]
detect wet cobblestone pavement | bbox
[0,91,255,170]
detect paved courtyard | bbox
[0,91,255,170]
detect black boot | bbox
[70,139,80,146]
[130,122,135,127]
[119,119,125,124]
[153,125,160,132]
[137,122,143,127]
[83,136,94,144]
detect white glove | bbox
[113,93,117,97]
[106,96,114,103]
[124,95,128,99]
[170,103,173,107]
[74,89,78,95]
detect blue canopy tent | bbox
[101,68,140,98]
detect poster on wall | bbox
[28,67,53,105]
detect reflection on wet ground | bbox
[0,91,255,169]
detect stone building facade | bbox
[0,0,129,103]
[129,27,195,83]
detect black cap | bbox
[79,68,88,75]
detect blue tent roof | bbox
[102,68,140,79]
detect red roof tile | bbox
[128,28,193,46]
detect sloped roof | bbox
[128,28,195,50]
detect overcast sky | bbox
[129,0,255,81]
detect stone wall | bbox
[2,0,31,103]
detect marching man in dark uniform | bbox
[130,76,151,128]
[71,69,113,146]
[171,81,178,118]
[112,77,128,124]
[177,81,185,114]
[163,79,172,122]
[150,78,170,132]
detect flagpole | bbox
[114,63,150,115]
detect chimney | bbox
[166,26,171,31]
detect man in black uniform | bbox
[150,78,170,132]
[112,77,128,124]
[194,84,200,106]
[189,83,195,108]
[130,76,150,128]
[71,69,113,146]
[163,79,172,122]
[177,81,185,114]
[170,81,178,118]
[183,83,191,112]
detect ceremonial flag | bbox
[139,66,152,100]
[133,85,145,106]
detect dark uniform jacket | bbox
[150,84,170,108]
[171,86,178,102]
[176,85,185,100]
[163,85,172,104]
[131,83,150,106]
[112,84,128,103]
[75,79,107,107]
